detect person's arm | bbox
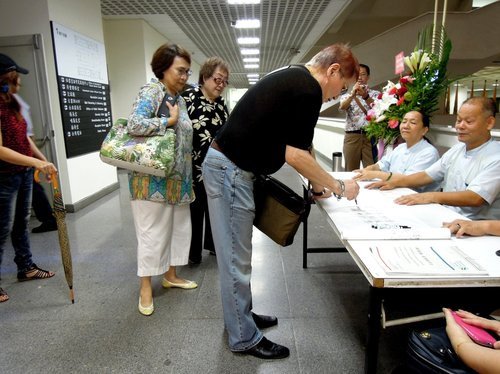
[443,219,500,237]
[365,171,433,190]
[0,128,56,175]
[27,136,47,161]
[353,163,397,182]
[339,82,361,111]
[353,163,380,174]
[443,308,500,374]
[127,84,177,136]
[285,145,359,200]
[394,190,486,207]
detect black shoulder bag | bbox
[253,174,310,247]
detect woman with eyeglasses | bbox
[128,44,197,316]
[181,57,230,265]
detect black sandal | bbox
[0,287,9,302]
[17,264,55,282]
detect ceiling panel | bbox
[101,0,344,88]
[101,0,500,91]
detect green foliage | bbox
[364,25,452,144]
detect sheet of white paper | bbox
[371,243,488,275]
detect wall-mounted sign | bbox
[395,51,405,75]
[51,22,112,158]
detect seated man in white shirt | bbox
[367,97,500,220]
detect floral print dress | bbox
[127,78,194,205]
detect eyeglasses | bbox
[212,76,229,86]
[175,68,192,77]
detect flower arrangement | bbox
[364,26,452,144]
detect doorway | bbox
[0,34,56,204]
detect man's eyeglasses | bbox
[212,76,229,86]
[175,68,192,77]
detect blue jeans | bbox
[0,169,34,277]
[202,147,262,351]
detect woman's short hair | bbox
[199,57,229,85]
[151,44,191,80]
[307,43,359,80]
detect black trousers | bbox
[32,180,55,225]
[189,182,214,262]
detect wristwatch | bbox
[312,188,325,197]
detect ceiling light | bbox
[243,57,259,63]
[237,37,260,45]
[249,81,257,85]
[244,64,259,69]
[234,19,260,29]
[241,48,259,55]
[247,74,259,78]
[228,0,260,4]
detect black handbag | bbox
[406,327,476,374]
[253,175,309,246]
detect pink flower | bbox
[366,114,373,121]
[388,119,399,129]
[399,75,413,85]
[377,92,383,100]
[397,96,405,106]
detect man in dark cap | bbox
[0,53,29,75]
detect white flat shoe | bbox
[162,278,198,290]
[138,296,154,316]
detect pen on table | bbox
[371,224,412,229]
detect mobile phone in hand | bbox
[157,94,179,118]
[451,311,497,348]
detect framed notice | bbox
[51,22,112,158]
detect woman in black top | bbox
[182,57,229,264]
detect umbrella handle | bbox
[34,170,60,190]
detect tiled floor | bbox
[0,166,413,374]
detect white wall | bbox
[103,18,202,122]
[0,0,118,209]
[48,0,118,206]
[142,21,169,83]
[103,19,150,121]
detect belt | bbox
[211,140,223,152]
[345,130,364,134]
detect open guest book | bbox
[323,205,452,240]
[314,173,466,240]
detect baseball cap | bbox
[0,53,29,75]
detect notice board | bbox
[51,22,112,158]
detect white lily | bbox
[418,52,432,72]
[404,56,414,74]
